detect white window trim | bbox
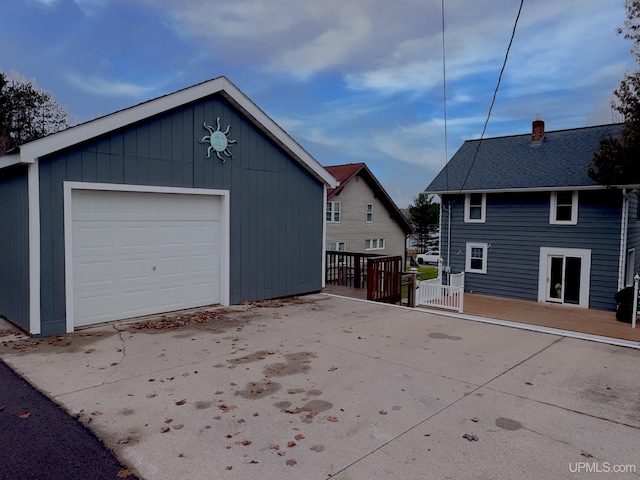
[464,193,486,223]
[366,203,373,223]
[326,201,341,223]
[465,242,488,274]
[550,191,578,225]
[625,248,635,287]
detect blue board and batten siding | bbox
[36,95,323,336]
[0,164,30,330]
[440,189,623,311]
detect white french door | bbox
[538,247,591,308]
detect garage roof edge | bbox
[11,76,338,187]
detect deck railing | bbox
[325,251,383,289]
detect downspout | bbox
[618,188,629,290]
[446,200,452,284]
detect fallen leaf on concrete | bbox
[525,381,533,386]
[234,440,251,446]
[328,366,338,371]
[286,459,297,466]
[173,424,184,430]
[237,418,246,424]
[326,416,338,422]
[470,417,479,423]
[117,469,132,478]
[277,451,286,456]
[116,436,135,444]
[146,393,157,399]
[294,434,305,441]
[310,445,324,452]
[19,412,31,419]
[462,433,478,441]
[214,416,222,420]
[91,411,103,416]
[219,404,237,412]
[225,466,233,470]
[215,391,224,395]
[161,426,170,433]
[581,450,594,458]
[164,418,173,424]
[379,410,387,415]
[84,349,95,354]
[175,399,186,406]
[269,444,280,450]
[287,441,296,447]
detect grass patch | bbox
[414,267,438,281]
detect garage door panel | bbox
[71,189,222,327]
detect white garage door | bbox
[71,189,222,327]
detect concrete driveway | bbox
[1,294,639,479]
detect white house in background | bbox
[324,163,413,261]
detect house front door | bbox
[538,247,591,308]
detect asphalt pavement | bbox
[0,358,137,480]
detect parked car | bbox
[416,251,440,265]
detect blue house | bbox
[0,77,338,336]
[425,118,639,312]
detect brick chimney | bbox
[532,114,544,145]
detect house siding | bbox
[37,95,323,335]
[0,164,30,331]
[326,174,406,257]
[440,189,622,311]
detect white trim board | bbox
[63,181,230,333]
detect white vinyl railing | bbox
[416,272,464,312]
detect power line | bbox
[451,0,525,205]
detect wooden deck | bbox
[322,285,640,343]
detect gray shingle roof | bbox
[425,123,623,193]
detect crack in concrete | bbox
[105,324,128,380]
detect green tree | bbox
[0,71,68,155]
[408,192,439,252]
[589,0,640,185]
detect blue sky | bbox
[0,0,636,207]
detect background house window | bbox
[326,202,341,222]
[365,238,385,250]
[329,242,345,251]
[464,193,486,223]
[550,191,577,224]
[465,243,488,274]
[366,204,373,223]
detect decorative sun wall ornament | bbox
[199,117,237,162]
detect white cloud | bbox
[273,15,372,78]
[66,73,157,97]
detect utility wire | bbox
[441,0,449,192]
[450,0,525,205]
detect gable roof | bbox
[325,162,414,235]
[425,123,625,194]
[0,76,338,187]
